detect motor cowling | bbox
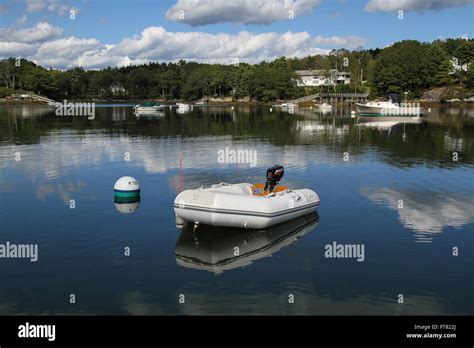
[265,165,284,193]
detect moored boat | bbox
[133,101,163,114]
[316,102,334,111]
[176,103,191,114]
[272,102,298,109]
[356,99,400,115]
[356,96,423,117]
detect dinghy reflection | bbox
[175,212,319,274]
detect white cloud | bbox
[17,15,28,25]
[108,26,364,64]
[314,35,367,48]
[0,23,366,69]
[364,0,474,12]
[0,42,39,56]
[33,37,101,68]
[25,0,78,16]
[165,0,322,25]
[26,0,46,13]
[0,22,63,43]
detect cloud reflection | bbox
[361,187,474,239]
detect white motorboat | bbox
[133,102,163,114]
[356,99,400,115]
[173,165,320,229]
[174,212,319,273]
[176,103,191,114]
[176,103,191,110]
[355,95,426,116]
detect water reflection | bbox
[175,212,319,274]
[0,105,55,118]
[36,180,87,204]
[361,187,474,241]
[0,104,472,315]
[0,105,473,166]
[114,197,141,214]
[134,111,165,118]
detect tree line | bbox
[0,38,473,101]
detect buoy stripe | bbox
[114,189,140,193]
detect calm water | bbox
[0,104,473,315]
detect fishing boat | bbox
[173,165,320,229]
[175,212,319,273]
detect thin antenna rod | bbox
[179,155,182,192]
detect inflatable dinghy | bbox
[174,165,320,229]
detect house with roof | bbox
[295,69,351,87]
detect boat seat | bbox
[251,183,288,196]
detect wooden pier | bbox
[291,93,368,105]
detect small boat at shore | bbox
[176,103,191,114]
[133,102,163,114]
[316,102,334,111]
[272,102,298,109]
[174,165,320,229]
[176,103,191,109]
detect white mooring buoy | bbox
[114,176,140,213]
[114,176,140,199]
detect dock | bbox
[290,93,369,105]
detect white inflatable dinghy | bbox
[174,165,319,229]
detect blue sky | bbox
[0,0,473,68]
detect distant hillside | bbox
[1,38,473,102]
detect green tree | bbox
[436,58,454,86]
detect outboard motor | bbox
[264,165,284,193]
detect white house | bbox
[110,84,126,95]
[295,69,351,87]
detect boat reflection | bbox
[134,111,165,118]
[356,116,424,129]
[174,212,319,274]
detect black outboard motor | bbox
[264,165,284,193]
